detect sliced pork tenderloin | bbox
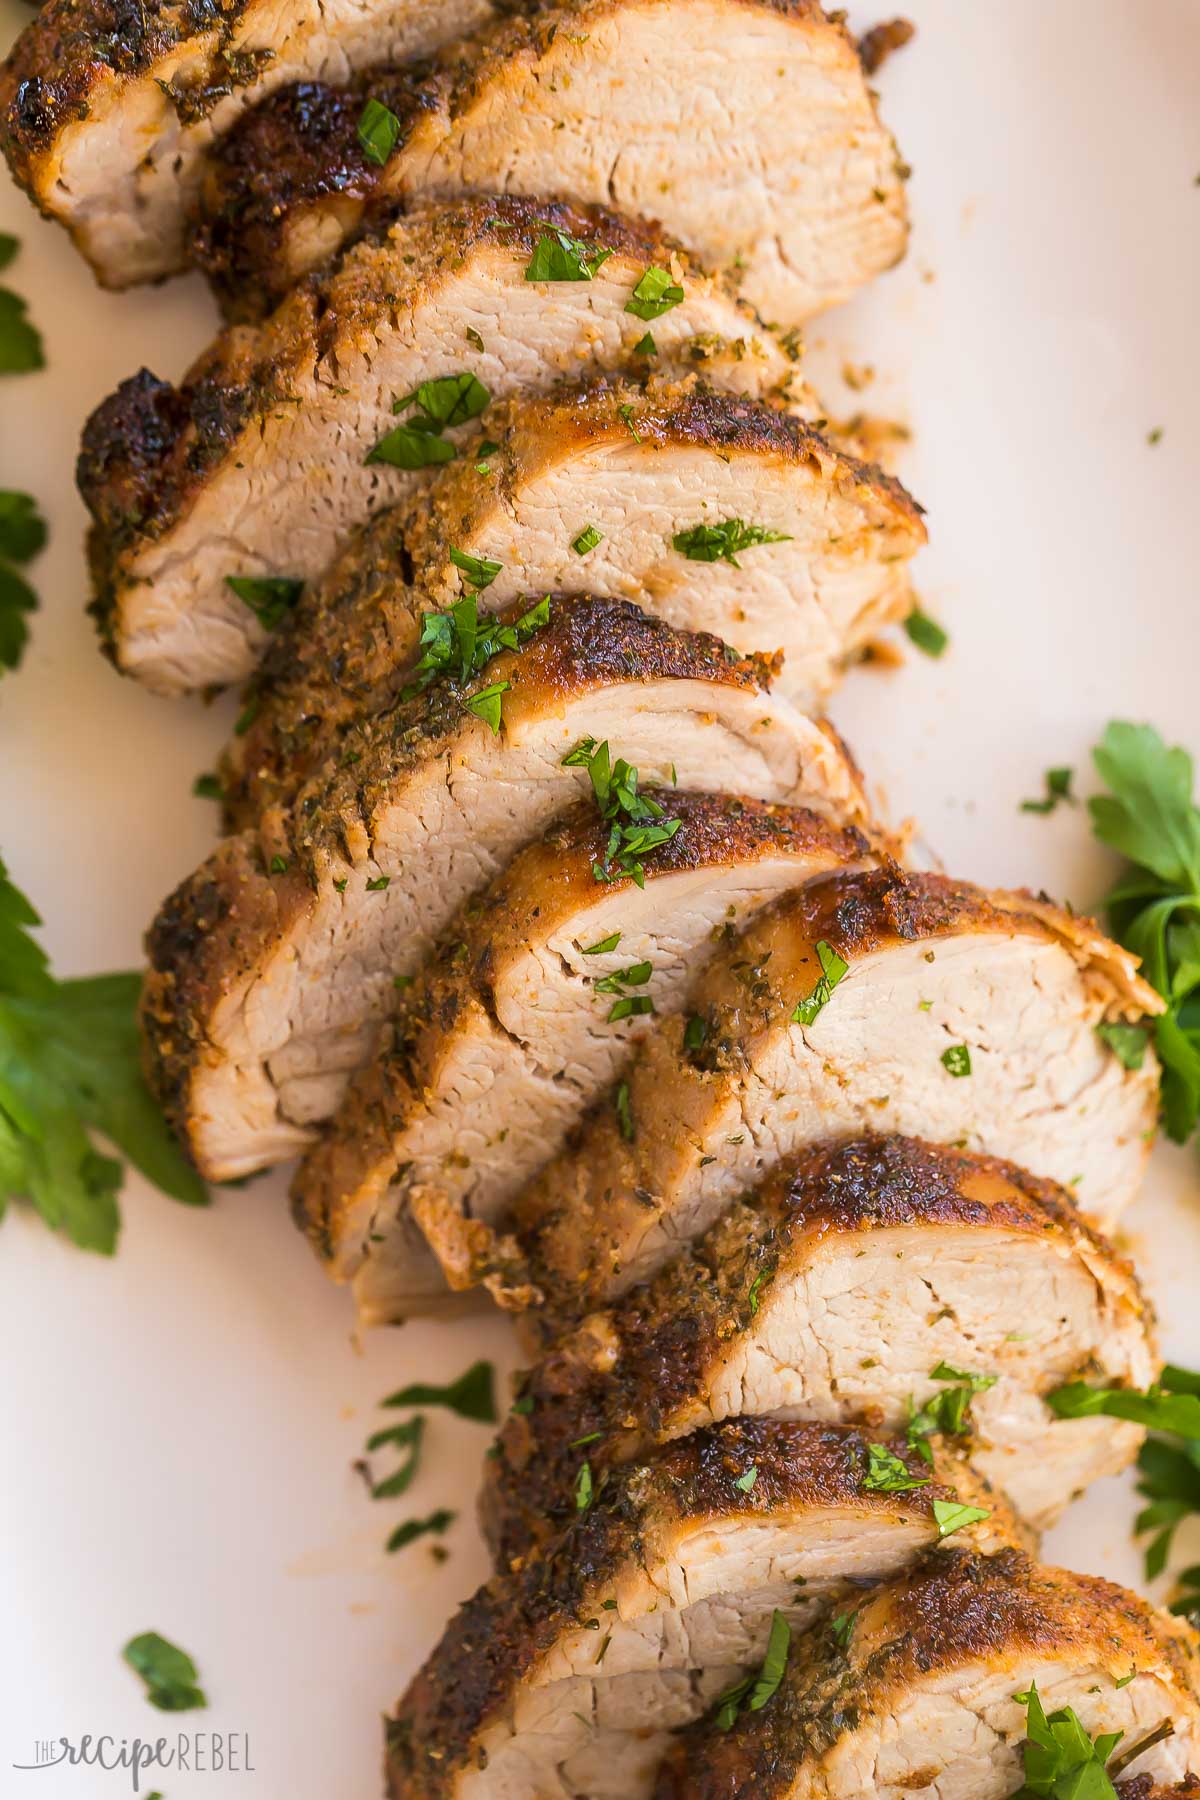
[195,0,909,324]
[499,868,1161,1317]
[80,202,814,698]
[222,375,923,822]
[479,1135,1156,1567]
[293,791,873,1318]
[385,1420,1009,1800]
[655,1550,1200,1800]
[0,0,490,287]
[142,599,871,1180]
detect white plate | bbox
[1,1,1199,1792]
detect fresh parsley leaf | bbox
[0,242,45,374]
[584,932,622,955]
[0,233,16,272]
[575,1460,594,1510]
[931,1498,989,1537]
[790,939,848,1026]
[561,737,682,886]
[634,330,657,356]
[365,1416,425,1499]
[617,402,642,442]
[862,1443,929,1493]
[941,1043,972,1077]
[366,371,491,467]
[357,97,403,166]
[1095,1021,1150,1069]
[673,519,791,569]
[1021,766,1074,815]
[225,574,303,631]
[733,1464,758,1492]
[1010,1681,1122,1798]
[387,1508,455,1553]
[607,993,655,1023]
[572,524,603,556]
[366,420,458,469]
[525,229,613,282]
[614,1079,634,1142]
[0,857,208,1253]
[122,1633,207,1713]
[906,1364,996,1461]
[0,489,47,563]
[625,265,685,320]
[465,678,510,734]
[0,563,37,673]
[746,1266,772,1316]
[0,489,46,676]
[903,606,948,657]
[593,960,653,995]
[683,1013,708,1051]
[1046,1376,1200,1439]
[712,1610,790,1730]
[450,547,503,592]
[829,1612,854,1649]
[192,772,224,802]
[381,1360,497,1423]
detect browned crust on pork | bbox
[385,1419,988,1800]
[481,1133,1147,1564]
[857,17,915,75]
[140,597,805,1159]
[292,790,869,1250]
[655,1550,1200,1800]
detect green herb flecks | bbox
[673,519,792,569]
[365,1417,425,1498]
[1010,1680,1123,1798]
[562,737,682,887]
[1021,766,1074,815]
[862,1443,929,1494]
[941,1043,971,1077]
[790,940,848,1026]
[357,97,403,166]
[1095,1021,1150,1069]
[387,1509,455,1554]
[226,574,303,631]
[525,228,613,283]
[614,1079,635,1142]
[366,371,491,469]
[906,1362,997,1464]
[0,857,208,1254]
[712,1610,790,1730]
[903,606,948,658]
[575,1460,594,1511]
[0,236,45,374]
[122,1633,207,1713]
[0,488,46,675]
[381,1360,497,1423]
[572,524,603,556]
[931,1499,989,1538]
[625,266,685,320]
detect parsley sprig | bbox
[367,372,491,470]
[561,738,682,886]
[123,1632,207,1713]
[907,1363,997,1463]
[0,234,44,374]
[1088,721,1200,1141]
[673,519,792,568]
[402,594,549,736]
[0,488,47,676]
[711,1610,791,1731]
[0,856,207,1254]
[1011,1682,1121,1797]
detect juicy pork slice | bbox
[480,1135,1157,1568]
[385,1421,1009,1800]
[195,0,908,324]
[222,375,923,820]
[78,202,815,698]
[654,1550,1200,1800]
[502,867,1162,1315]
[0,0,492,286]
[142,597,871,1181]
[293,791,873,1319]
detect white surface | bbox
[1,2,1199,1793]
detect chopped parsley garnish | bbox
[940,1043,971,1077]
[0,856,208,1253]
[683,1013,708,1051]
[931,1498,989,1537]
[625,266,685,320]
[387,1509,455,1554]
[575,1460,594,1510]
[1021,766,1074,815]
[790,939,848,1025]
[268,855,288,874]
[405,593,547,697]
[733,1465,758,1492]
[1010,1680,1124,1797]
[0,236,45,374]
[562,737,682,887]
[906,1363,997,1463]
[226,573,303,631]
[1095,1021,1150,1069]
[192,772,223,802]
[366,371,491,469]
[1087,721,1200,1143]
[594,960,654,1022]
[747,1266,772,1316]
[572,524,603,556]
[634,331,657,356]
[122,1633,207,1712]
[673,519,792,569]
[365,874,390,891]
[465,679,510,734]
[903,605,948,658]
[614,1079,635,1141]
[0,488,46,674]
[525,228,613,282]
[712,1610,790,1730]
[862,1443,929,1494]
[380,1360,497,1423]
[357,97,403,166]
[364,1416,424,1498]
[583,932,622,955]
[830,1612,854,1649]
[617,402,642,442]
[449,547,503,592]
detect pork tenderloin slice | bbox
[142,598,869,1180]
[293,791,873,1319]
[223,374,922,823]
[195,0,908,324]
[385,1420,1010,1800]
[480,1134,1156,1566]
[80,201,808,697]
[0,2,489,286]
[654,1549,1200,1800]
[506,867,1162,1315]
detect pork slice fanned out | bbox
[141,597,870,1181]
[80,202,811,698]
[480,1134,1156,1567]
[291,791,874,1320]
[222,373,923,822]
[195,0,908,324]
[655,1550,1200,1800]
[506,868,1162,1315]
[386,1420,1009,1800]
[0,0,489,286]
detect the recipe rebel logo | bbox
[12,1731,255,1789]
